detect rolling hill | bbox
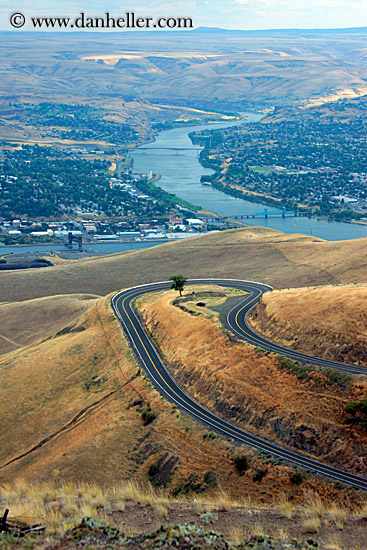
[1,227,367,547]
[1,28,367,108]
[2,227,367,304]
[0,293,338,505]
[249,285,367,368]
[0,293,99,355]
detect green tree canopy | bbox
[169,275,188,296]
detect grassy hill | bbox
[0,294,99,355]
[0,294,344,507]
[1,228,367,547]
[249,284,367,368]
[2,227,367,304]
[138,286,367,478]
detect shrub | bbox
[233,455,248,476]
[148,462,159,478]
[253,468,267,482]
[277,356,311,381]
[142,407,156,425]
[32,258,53,266]
[290,472,304,485]
[344,398,367,430]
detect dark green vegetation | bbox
[141,405,156,425]
[0,232,58,246]
[134,179,200,212]
[277,357,351,390]
[233,454,248,476]
[345,398,367,430]
[289,472,304,486]
[170,275,188,296]
[191,96,367,222]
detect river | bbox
[0,241,168,256]
[131,113,367,241]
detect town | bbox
[190,97,367,223]
[0,213,207,247]
[0,142,216,249]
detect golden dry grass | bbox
[3,227,367,305]
[323,534,342,550]
[0,294,330,505]
[0,480,175,533]
[302,515,321,534]
[248,284,367,367]
[0,293,100,355]
[278,500,294,518]
[328,504,347,529]
[3,479,367,548]
[2,292,365,507]
[139,288,367,479]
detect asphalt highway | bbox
[112,279,367,490]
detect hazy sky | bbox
[2,0,367,30]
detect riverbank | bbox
[129,115,367,241]
[145,173,201,212]
[209,178,367,227]
[193,128,367,227]
[0,240,173,258]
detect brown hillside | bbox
[2,228,367,304]
[0,295,358,506]
[248,285,367,368]
[0,294,100,355]
[3,31,367,106]
[139,287,367,477]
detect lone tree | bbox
[169,275,187,296]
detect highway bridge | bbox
[137,147,202,151]
[137,146,202,157]
[203,207,308,222]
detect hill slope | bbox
[0,294,99,355]
[0,295,322,504]
[0,294,361,508]
[249,285,367,367]
[2,29,367,105]
[138,287,367,476]
[2,227,367,304]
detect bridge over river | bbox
[137,146,202,157]
[201,206,309,222]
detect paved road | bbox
[112,279,367,490]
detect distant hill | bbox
[1,28,367,106]
[0,293,99,355]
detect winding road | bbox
[112,279,367,491]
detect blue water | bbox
[131,114,367,241]
[0,241,167,256]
